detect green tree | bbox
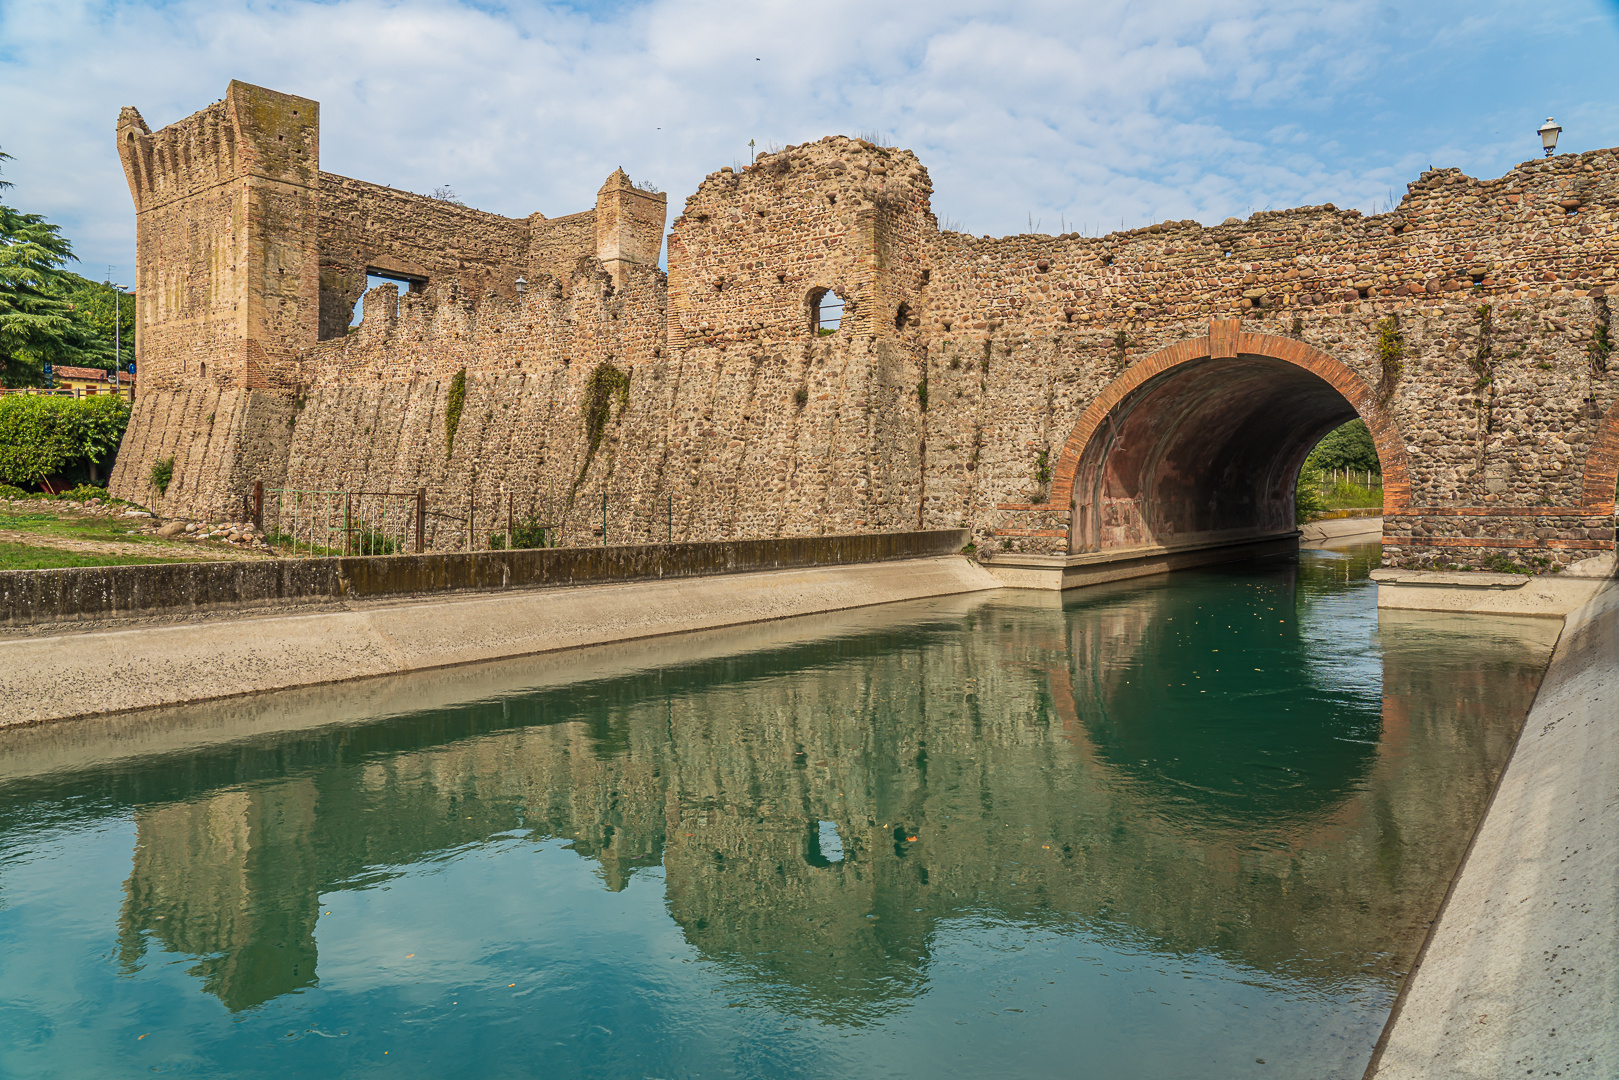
[1306,419,1381,473]
[0,149,116,387]
[59,272,135,368]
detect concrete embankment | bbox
[0,529,967,628]
[0,555,999,728]
[1369,580,1619,1080]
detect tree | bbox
[1306,419,1381,473]
[0,149,116,387]
[59,272,135,368]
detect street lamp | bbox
[515,275,527,296]
[1538,117,1562,157]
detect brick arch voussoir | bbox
[1581,398,1619,515]
[1048,325,1412,515]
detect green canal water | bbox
[0,544,1559,1079]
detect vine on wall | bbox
[576,361,631,489]
[1467,304,1496,467]
[444,369,467,455]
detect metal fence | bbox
[256,484,425,557]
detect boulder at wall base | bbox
[156,522,188,538]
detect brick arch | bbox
[1049,320,1412,552]
[1581,397,1619,516]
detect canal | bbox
[0,543,1558,1078]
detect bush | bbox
[489,512,552,549]
[0,483,27,501]
[0,395,131,485]
[1295,462,1327,524]
[56,483,106,501]
[149,456,174,495]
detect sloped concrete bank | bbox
[0,529,969,628]
[0,555,1000,728]
[1369,580,1619,1079]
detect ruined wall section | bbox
[660,138,937,535]
[525,211,596,290]
[911,150,1618,566]
[315,174,533,341]
[284,261,667,548]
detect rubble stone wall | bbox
[110,81,1619,568]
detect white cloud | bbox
[1,0,1614,284]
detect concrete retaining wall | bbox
[0,555,1000,727]
[1369,581,1619,1079]
[0,529,968,627]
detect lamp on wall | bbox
[1538,117,1562,157]
[515,275,527,296]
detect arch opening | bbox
[1069,354,1379,554]
[809,288,844,335]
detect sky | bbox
[2,0,1618,287]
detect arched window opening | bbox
[810,288,844,336]
[894,302,912,332]
[351,271,422,327]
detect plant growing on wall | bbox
[149,455,174,495]
[444,369,467,455]
[1467,304,1496,468]
[574,361,631,491]
[582,362,630,456]
[1375,315,1404,395]
[1590,297,1611,376]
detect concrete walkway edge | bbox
[1368,581,1619,1079]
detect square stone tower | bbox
[117,81,320,394]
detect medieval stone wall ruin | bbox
[109,80,1619,568]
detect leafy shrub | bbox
[489,512,552,549]
[0,483,27,501]
[0,395,130,485]
[1295,462,1327,524]
[149,456,174,495]
[57,483,107,501]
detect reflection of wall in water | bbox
[114,593,1548,1015]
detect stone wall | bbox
[109,81,1619,569]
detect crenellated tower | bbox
[117,80,321,394]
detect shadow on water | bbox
[0,544,1559,1078]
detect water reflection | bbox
[0,546,1557,1076]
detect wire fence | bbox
[256,485,424,557]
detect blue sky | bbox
[2,0,1617,287]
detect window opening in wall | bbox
[811,289,845,335]
[894,302,911,331]
[350,271,421,327]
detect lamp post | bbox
[1538,117,1562,157]
[515,275,527,296]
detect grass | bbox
[1318,480,1383,510]
[0,542,179,571]
[0,510,156,545]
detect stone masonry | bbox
[109,80,1619,568]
